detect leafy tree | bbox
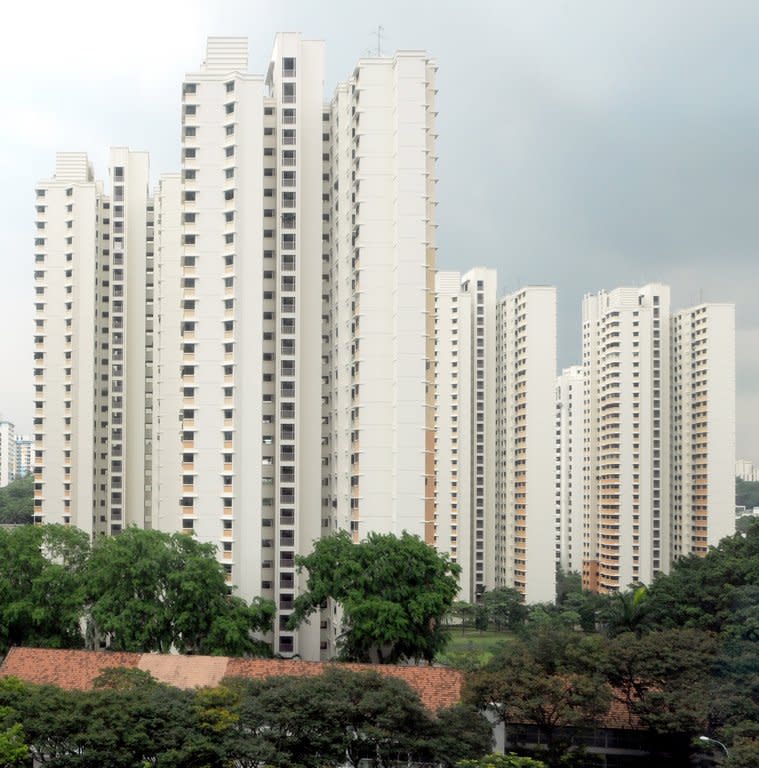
[0,475,33,525]
[428,704,494,767]
[0,705,28,768]
[85,526,274,655]
[606,628,719,762]
[646,522,759,636]
[289,530,461,663]
[449,600,479,632]
[223,667,489,768]
[464,628,611,765]
[458,755,547,768]
[482,587,528,631]
[0,524,89,653]
[600,585,650,637]
[736,477,759,509]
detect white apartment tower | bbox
[173,35,326,658]
[736,459,759,483]
[34,150,152,534]
[671,303,735,556]
[324,52,438,544]
[0,420,15,487]
[36,36,440,660]
[495,286,557,603]
[555,366,584,574]
[15,435,33,480]
[582,284,671,592]
[434,272,472,599]
[460,269,497,597]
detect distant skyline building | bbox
[736,458,759,482]
[0,420,15,487]
[15,435,33,479]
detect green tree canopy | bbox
[289,530,461,663]
[0,475,33,525]
[464,626,611,765]
[645,521,759,636]
[0,524,89,653]
[85,527,275,655]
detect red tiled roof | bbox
[225,658,464,711]
[1,647,139,690]
[0,648,462,712]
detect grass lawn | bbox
[437,627,515,668]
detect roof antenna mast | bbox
[377,25,384,57]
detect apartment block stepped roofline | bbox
[32,30,735,660]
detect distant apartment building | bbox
[460,269,497,597]
[0,420,15,487]
[15,435,33,479]
[736,459,759,482]
[555,366,584,574]
[579,285,735,593]
[582,284,671,592]
[434,272,472,599]
[670,303,735,555]
[495,286,557,603]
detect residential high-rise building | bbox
[173,35,326,659]
[582,284,671,592]
[34,153,102,529]
[0,420,15,487]
[495,286,557,603]
[671,303,735,556]
[460,269,497,597]
[15,435,33,479]
[736,459,759,482]
[579,286,735,593]
[34,150,151,534]
[434,272,472,599]
[555,366,584,574]
[324,51,438,548]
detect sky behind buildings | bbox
[1,0,757,457]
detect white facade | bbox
[173,35,325,658]
[0,421,15,487]
[736,459,759,482]
[15,435,33,479]
[581,284,671,592]
[324,52,438,543]
[152,173,183,532]
[671,303,735,555]
[555,366,584,574]
[495,286,557,603]
[34,154,101,529]
[35,150,151,535]
[461,269,497,597]
[434,272,472,599]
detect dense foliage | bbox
[736,477,759,509]
[0,667,491,768]
[0,525,275,656]
[289,530,461,663]
[0,475,33,525]
[458,522,759,766]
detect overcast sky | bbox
[1,0,757,458]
